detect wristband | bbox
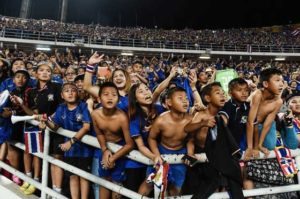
[86,65,95,73]
[73,137,79,142]
[70,137,78,145]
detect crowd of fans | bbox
[0,46,300,199]
[1,15,300,46]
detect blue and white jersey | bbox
[52,101,93,157]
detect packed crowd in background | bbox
[1,15,300,46]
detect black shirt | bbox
[26,81,62,116]
[219,99,249,150]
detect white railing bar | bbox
[55,127,207,164]
[41,127,51,199]
[0,160,67,199]
[55,128,300,164]
[44,154,150,199]
[7,128,300,199]
[54,128,300,198]
[9,137,151,199]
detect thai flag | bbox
[275,147,298,177]
[24,131,43,154]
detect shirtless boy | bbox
[91,82,134,199]
[245,68,284,159]
[148,87,192,196]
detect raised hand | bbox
[188,70,197,87]
[88,52,104,66]
[169,66,178,78]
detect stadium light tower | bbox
[60,0,69,22]
[19,0,31,19]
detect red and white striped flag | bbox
[24,131,43,154]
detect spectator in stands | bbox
[245,68,284,159]
[126,67,178,195]
[0,58,26,92]
[21,61,63,195]
[47,82,93,198]
[84,52,131,112]
[64,66,77,83]
[184,82,244,198]
[91,82,134,199]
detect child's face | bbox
[133,63,143,73]
[289,96,300,114]
[207,86,226,108]
[12,60,25,73]
[113,70,126,89]
[13,73,28,87]
[61,85,78,103]
[75,79,83,90]
[135,84,152,105]
[265,74,284,95]
[100,87,119,109]
[65,68,76,82]
[36,65,51,81]
[290,82,297,90]
[167,91,189,113]
[230,84,250,103]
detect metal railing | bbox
[1,27,300,53]
[1,127,300,199]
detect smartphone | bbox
[181,155,198,167]
[97,66,110,79]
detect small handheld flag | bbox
[24,131,43,154]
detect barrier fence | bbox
[0,127,300,199]
[2,27,300,53]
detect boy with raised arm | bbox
[245,68,284,159]
[148,87,192,196]
[91,82,134,199]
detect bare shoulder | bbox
[116,109,128,121]
[91,108,101,118]
[274,97,283,108]
[154,111,170,124]
[252,89,263,100]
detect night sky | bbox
[0,0,299,29]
